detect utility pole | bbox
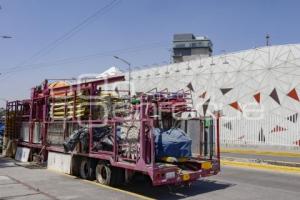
[266,34,270,46]
[113,56,131,98]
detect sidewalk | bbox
[0,156,145,200]
[222,152,300,164]
[221,149,300,173]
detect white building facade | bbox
[108,44,300,149]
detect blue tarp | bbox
[154,128,192,159]
[0,122,4,136]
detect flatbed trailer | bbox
[4,75,220,186]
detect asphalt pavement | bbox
[1,156,300,200]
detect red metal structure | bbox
[5,75,220,186]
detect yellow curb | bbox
[47,168,155,200]
[221,149,300,158]
[221,160,300,175]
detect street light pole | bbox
[113,56,131,98]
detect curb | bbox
[221,149,300,158]
[222,156,300,168]
[221,158,300,175]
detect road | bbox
[1,157,300,200]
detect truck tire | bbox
[96,163,113,185]
[95,163,124,186]
[80,158,94,180]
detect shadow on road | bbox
[0,156,46,169]
[0,157,233,199]
[0,156,17,168]
[119,176,234,200]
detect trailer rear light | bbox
[156,173,166,179]
[155,173,161,179]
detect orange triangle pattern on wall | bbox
[253,92,261,103]
[229,101,242,112]
[287,88,299,102]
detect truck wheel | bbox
[96,163,112,185]
[95,163,124,186]
[80,158,94,180]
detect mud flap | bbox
[47,152,72,174]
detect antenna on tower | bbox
[266,34,270,46]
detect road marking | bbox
[221,160,300,175]
[48,168,155,200]
[81,179,155,200]
[221,149,300,158]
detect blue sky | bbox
[0,0,300,105]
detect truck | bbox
[3,74,220,187]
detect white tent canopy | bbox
[96,66,123,78]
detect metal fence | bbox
[220,114,300,147]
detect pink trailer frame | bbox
[7,75,220,186]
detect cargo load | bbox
[154,128,192,159]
